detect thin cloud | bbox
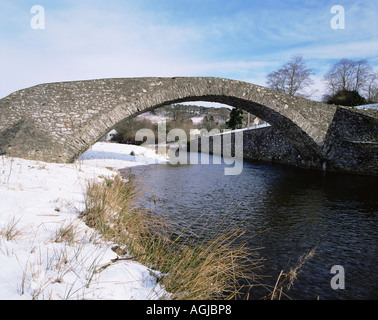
[1,0,377,100]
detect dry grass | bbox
[262,248,316,300]
[80,174,262,300]
[0,217,25,241]
[16,240,111,300]
[49,220,80,245]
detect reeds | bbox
[49,220,80,245]
[262,248,317,300]
[80,174,261,300]
[0,217,25,241]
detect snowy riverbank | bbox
[0,142,168,300]
[78,141,168,169]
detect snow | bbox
[211,123,271,136]
[136,113,168,124]
[234,123,271,131]
[191,116,204,125]
[354,103,378,110]
[0,142,168,300]
[78,142,168,169]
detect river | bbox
[121,154,378,300]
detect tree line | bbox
[226,56,378,131]
[113,57,378,141]
[266,55,378,106]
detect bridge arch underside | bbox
[93,95,324,162]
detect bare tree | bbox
[365,71,378,102]
[324,58,373,95]
[266,55,314,97]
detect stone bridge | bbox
[0,77,339,164]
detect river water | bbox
[121,154,378,300]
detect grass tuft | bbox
[0,217,25,241]
[49,220,80,245]
[80,174,262,300]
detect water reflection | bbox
[121,155,378,299]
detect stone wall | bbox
[0,77,376,176]
[0,77,337,163]
[195,126,324,172]
[196,106,378,176]
[322,107,378,176]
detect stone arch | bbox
[0,77,337,163]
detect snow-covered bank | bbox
[354,103,378,110]
[0,142,167,300]
[78,142,168,169]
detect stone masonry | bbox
[0,77,376,175]
[0,77,337,163]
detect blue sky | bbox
[1,0,378,100]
